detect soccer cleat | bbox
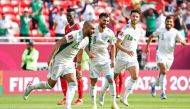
[72,99,83,105]
[57,98,66,105]
[23,82,33,100]
[120,99,129,106]
[98,95,105,106]
[160,92,167,100]
[150,82,156,97]
[111,102,120,109]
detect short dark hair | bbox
[99,13,109,19]
[27,40,34,46]
[165,15,174,21]
[67,8,75,13]
[60,8,64,11]
[130,9,141,15]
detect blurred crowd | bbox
[0,0,190,42]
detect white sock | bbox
[66,82,76,108]
[31,81,52,89]
[151,77,159,86]
[100,79,109,97]
[90,85,96,105]
[159,74,166,93]
[109,82,116,103]
[155,76,160,86]
[123,78,136,101]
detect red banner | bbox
[0,44,189,70]
[2,70,190,95]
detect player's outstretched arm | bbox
[176,36,188,46]
[145,35,153,54]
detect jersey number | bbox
[125,34,133,41]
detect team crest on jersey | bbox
[119,31,123,36]
[68,35,74,40]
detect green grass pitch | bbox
[0,93,190,109]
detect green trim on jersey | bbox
[54,42,73,58]
[123,25,130,30]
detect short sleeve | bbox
[80,37,89,49]
[109,31,116,45]
[117,29,125,41]
[175,29,185,41]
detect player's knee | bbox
[106,74,114,83]
[90,78,97,86]
[47,79,57,88]
[68,82,77,87]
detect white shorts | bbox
[114,58,139,74]
[47,62,76,81]
[156,53,174,71]
[90,61,113,78]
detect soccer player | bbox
[145,15,187,99]
[57,9,85,105]
[23,21,95,109]
[99,9,143,106]
[86,13,119,109]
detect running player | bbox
[145,15,187,99]
[57,9,82,105]
[99,9,143,107]
[86,13,119,109]
[23,21,95,109]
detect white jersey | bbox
[54,30,89,64]
[90,26,116,63]
[54,14,67,34]
[153,28,182,57]
[116,24,142,60]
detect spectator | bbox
[43,0,53,10]
[53,8,67,41]
[0,13,12,42]
[174,7,187,40]
[21,41,39,71]
[19,4,41,42]
[143,8,159,37]
[49,2,59,30]
[184,2,190,30]
[29,0,50,37]
[80,3,95,22]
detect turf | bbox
[0,93,190,109]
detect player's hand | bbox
[76,69,82,79]
[126,50,134,56]
[89,52,96,59]
[145,47,149,54]
[111,60,115,68]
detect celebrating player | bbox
[86,13,119,109]
[57,9,84,105]
[145,15,187,99]
[100,9,144,106]
[23,21,95,109]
